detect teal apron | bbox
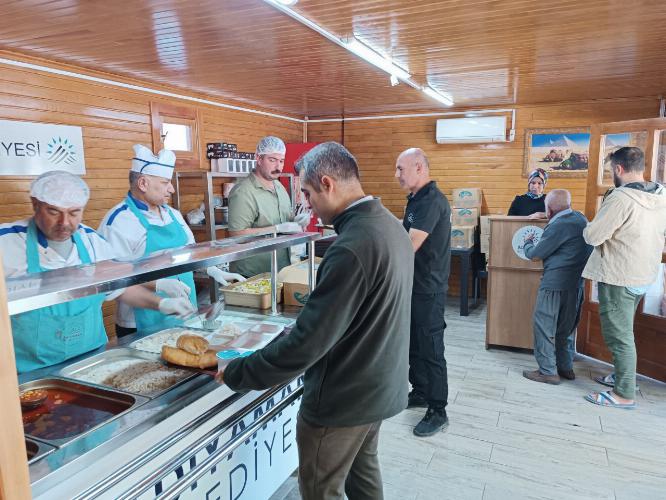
[11,221,107,374]
[125,195,196,331]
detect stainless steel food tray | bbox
[58,348,199,399]
[19,377,148,447]
[26,437,56,465]
[128,326,232,354]
[184,309,295,329]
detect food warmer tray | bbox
[19,377,148,447]
[26,437,56,465]
[58,348,205,399]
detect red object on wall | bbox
[284,142,319,232]
[284,142,319,175]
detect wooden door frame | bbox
[578,117,666,381]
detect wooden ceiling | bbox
[0,0,665,117]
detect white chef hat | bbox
[30,170,90,208]
[256,136,286,156]
[131,144,176,179]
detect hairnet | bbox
[30,170,90,208]
[256,136,286,156]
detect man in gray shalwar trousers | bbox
[522,189,593,385]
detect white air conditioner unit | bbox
[436,116,507,144]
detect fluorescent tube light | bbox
[261,0,420,90]
[274,0,298,5]
[345,38,411,81]
[423,86,454,107]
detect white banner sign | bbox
[0,119,85,175]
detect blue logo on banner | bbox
[47,137,77,165]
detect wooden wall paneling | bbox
[2,1,666,116]
[0,256,31,499]
[0,58,302,338]
[307,98,660,297]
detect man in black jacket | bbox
[522,189,592,384]
[395,148,452,437]
[218,142,414,500]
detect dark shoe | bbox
[522,369,561,385]
[407,392,428,409]
[557,369,575,380]
[594,372,639,391]
[413,407,449,437]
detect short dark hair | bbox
[609,147,644,173]
[129,170,144,188]
[295,142,360,192]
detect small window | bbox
[150,102,203,170]
[162,122,193,151]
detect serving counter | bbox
[5,231,320,499]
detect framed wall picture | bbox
[601,132,647,181]
[523,128,591,178]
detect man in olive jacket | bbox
[218,142,414,500]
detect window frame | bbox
[150,101,203,170]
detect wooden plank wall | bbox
[0,57,302,336]
[307,97,661,296]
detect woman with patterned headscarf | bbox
[508,168,548,217]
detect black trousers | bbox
[409,292,448,409]
[115,325,137,338]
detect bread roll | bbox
[177,334,209,356]
[161,345,218,369]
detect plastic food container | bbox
[221,273,283,309]
[216,349,254,371]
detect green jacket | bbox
[224,198,414,427]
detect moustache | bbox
[271,170,281,175]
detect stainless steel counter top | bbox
[22,307,302,496]
[7,231,320,315]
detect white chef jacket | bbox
[0,218,123,300]
[98,192,195,328]
[0,218,117,278]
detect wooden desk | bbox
[486,216,547,349]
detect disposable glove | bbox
[158,297,196,319]
[156,279,191,299]
[207,266,247,286]
[293,210,312,227]
[275,222,302,234]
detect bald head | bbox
[398,148,429,169]
[395,148,431,193]
[545,189,571,218]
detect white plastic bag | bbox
[186,203,205,225]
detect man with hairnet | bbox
[0,170,195,373]
[227,136,311,277]
[99,145,244,337]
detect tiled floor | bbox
[270,300,666,500]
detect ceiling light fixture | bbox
[261,0,430,93]
[423,85,454,107]
[273,0,298,5]
[344,37,411,81]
